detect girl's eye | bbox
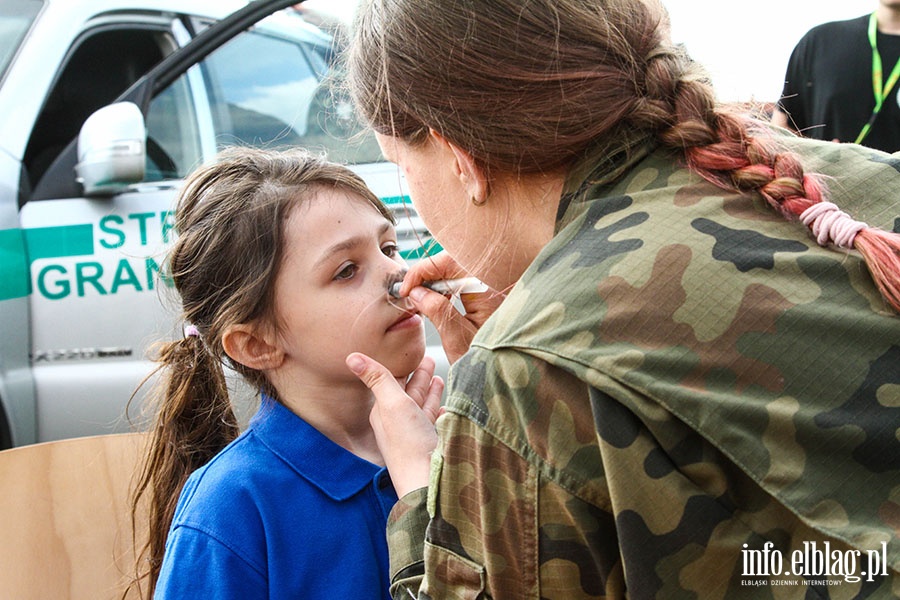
[334,263,358,281]
[382,243,399,257]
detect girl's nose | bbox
[385,269,407,298]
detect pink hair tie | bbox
[799,201,868,249]
[184,324,200,338]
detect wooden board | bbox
[0,433,149,599]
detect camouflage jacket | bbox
[387,136,900,599]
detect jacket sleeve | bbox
[386,347,618,599]
[386,412,541,599]
[386,488,429,598]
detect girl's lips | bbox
[387,312,423,332]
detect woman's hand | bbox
[347,353,444,498]
[399,253,506,364]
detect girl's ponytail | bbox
[129,330,238,598]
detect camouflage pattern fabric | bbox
[387,135,900,599]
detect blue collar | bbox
[248,396,388,501]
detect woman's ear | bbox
[221,324,284,371]
[429,129,488,204]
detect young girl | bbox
[129,147,443,599]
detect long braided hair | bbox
[347,0,900,311]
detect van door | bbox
[20,13,195,442]
[20,0,435,443]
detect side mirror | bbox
[76,102,146,197]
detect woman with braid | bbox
[342,0,900,597]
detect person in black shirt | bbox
[772,0,900,153]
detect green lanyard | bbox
[855,11,900,144]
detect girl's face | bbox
[271,189,425,382]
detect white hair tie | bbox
[799,201,868,249]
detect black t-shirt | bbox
[778,14,900,153]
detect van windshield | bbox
[0,1,42,82]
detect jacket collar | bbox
[557,130,658,233]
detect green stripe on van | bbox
[0,229,30,301]
[381,195,411,205]
[24,224,94,261]
[0,224,95,301]
[402,237,443,260]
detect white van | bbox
[0,0,439,447]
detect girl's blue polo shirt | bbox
[154,397,398,599]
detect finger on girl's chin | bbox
[405,362,432,390]
[424,381,446,422]
[417,354,435,371]
[430,376,445,397]
[345,353,368,376]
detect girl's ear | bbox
[429,129,488,204]
[221,324,284,371]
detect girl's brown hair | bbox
[347,0,900,311]
[127,146,391,597]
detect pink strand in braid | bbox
[797,199,900,313]
[678,113,900,313]
[755,150,900,314]
[842,226,900,313]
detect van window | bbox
[24,26,173,190]
[206,30,317,151]
[0,1,42,82]
[188,25,381,165]
[142,22,383,180]
[145,68,202,181]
